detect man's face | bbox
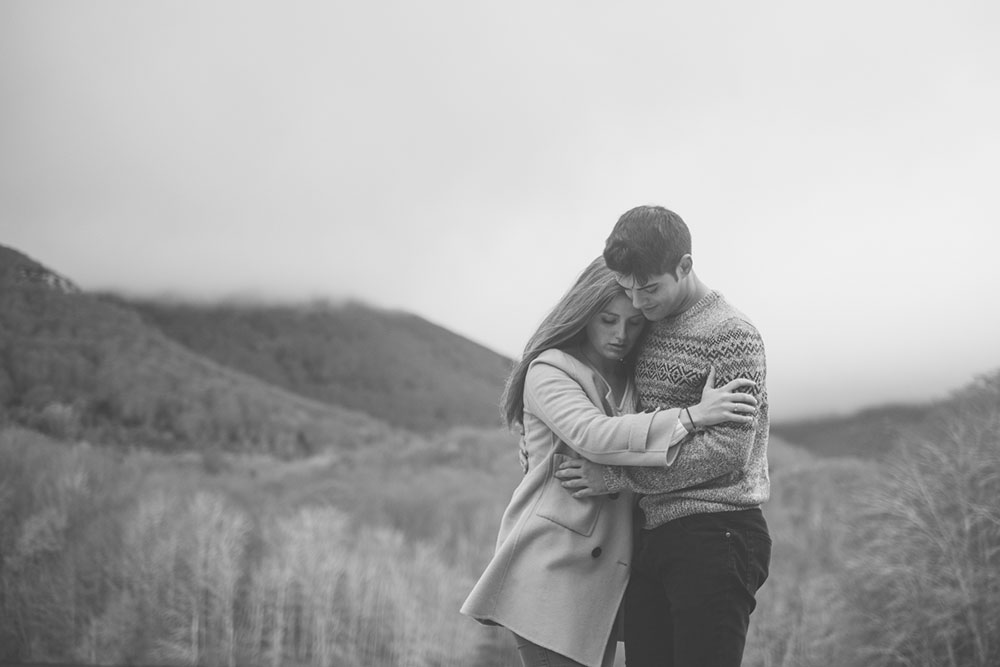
[614,270,685,322]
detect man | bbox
[556,205,771,667]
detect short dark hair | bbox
[603,205,691,283]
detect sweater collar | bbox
[662,289,721,325]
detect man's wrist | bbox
[603,465,625,493]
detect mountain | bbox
[0,245,404,457]
[113,297,514,433]
[770,369,1000,459]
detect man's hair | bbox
[603,205,692,283]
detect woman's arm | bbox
[524,360,680,466]
[563,322,766,497]
[525,358,759,468]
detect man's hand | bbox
[555,458,610,498]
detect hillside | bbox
[114,297,514,433]
[0,246,404,456]
[770,403,931,459]
[770,369,1000,459]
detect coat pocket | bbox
[535,453,602,536]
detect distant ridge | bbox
[116,297,514,433]
[0,244,404,456]
[771,403,930,459]
[770,370,1000,459]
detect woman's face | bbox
[584,293,646,362]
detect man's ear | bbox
[677,254,693,277]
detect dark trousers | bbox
[624,508,771,667]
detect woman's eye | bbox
[601,317,616,325]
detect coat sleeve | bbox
[604,320,766,493]
[523,360,684,466]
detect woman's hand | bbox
[687,366,758,429]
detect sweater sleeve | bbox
[524,360,685,466]
[604,320,766,493]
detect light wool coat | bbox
[461,349,684,667]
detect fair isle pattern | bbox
[604,291,771,528]
[637,328,769,410]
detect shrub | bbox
[841,374,1000,667]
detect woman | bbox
[460,257,757,667]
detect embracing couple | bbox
[462,206,771,667]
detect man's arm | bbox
[603,320,766,495]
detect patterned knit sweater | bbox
[603,290,770,529]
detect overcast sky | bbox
[2,1,999,420]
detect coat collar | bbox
[530,348,630,413]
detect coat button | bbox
[591,547,602,558]
[608,492,620,500]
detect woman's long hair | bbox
[500,256,636,430]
